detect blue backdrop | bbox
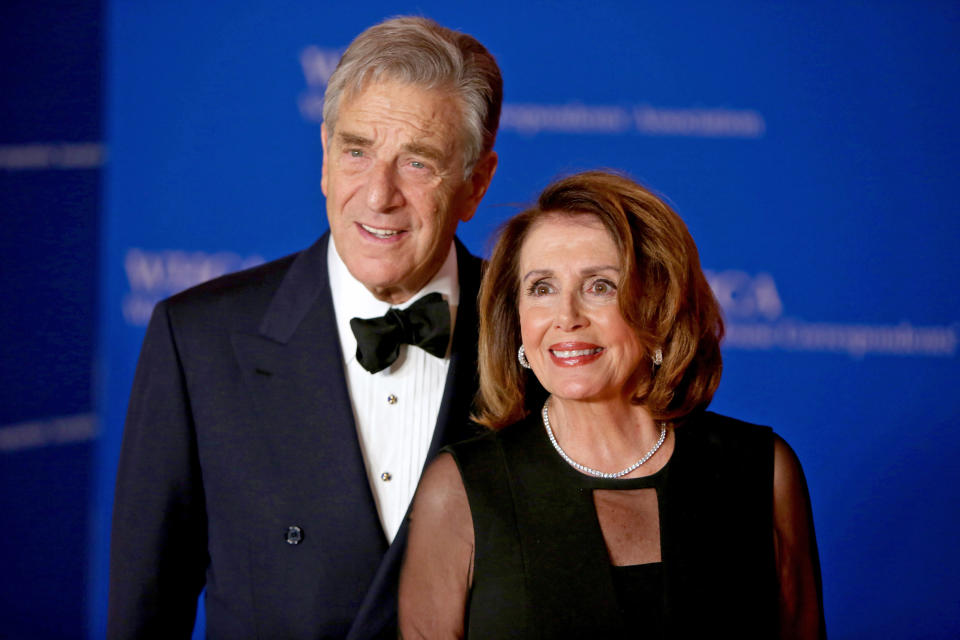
[1,1,102,638]
[15,0,951,637]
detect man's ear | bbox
[320,122,330,197]
[458,150,498,223]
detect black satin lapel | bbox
[427,239,485,458]
[229,235,385,554]
[502,420,624,636]
[259,233,331,344]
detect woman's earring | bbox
[653,348,663,367]
[518,345,532,369]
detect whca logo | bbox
[298,45,343,122]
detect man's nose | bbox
[365,162,404,212]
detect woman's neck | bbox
[546,395,672,477]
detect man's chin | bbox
[346,261,403,285]
[345,264,416,301]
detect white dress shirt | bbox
[328,238,458,542]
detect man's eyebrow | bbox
[401,142,445,163]
[336,132,372,147]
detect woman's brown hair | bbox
[474,170,724,428]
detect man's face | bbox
[321,79,497,304]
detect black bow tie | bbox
[349,292,451,374]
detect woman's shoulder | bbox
[680,410,774,445]
[674,410,777,478]
[685,409,772,432]
[445,413,541,462]
[441,414,546,498]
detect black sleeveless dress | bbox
[447,410,779,639]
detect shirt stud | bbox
[285,525,304,545]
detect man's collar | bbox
[328,236,460,365]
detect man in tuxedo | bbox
[108,17,500,639]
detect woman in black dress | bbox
[399,171,824,638]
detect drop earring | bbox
[518,345,531,369]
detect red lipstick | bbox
[547,342,604,367]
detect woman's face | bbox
[517,213,645,404]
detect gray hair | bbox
[322,16,502,177]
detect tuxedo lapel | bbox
[428,238,485,455]
[229,233,385,542]
[256,235,334,345]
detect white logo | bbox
[706,270,782,320]
[707,269,957,358]
[293,44,765,138]
[501,104,766,138]
[122,248,264,326]
[298,45,344,122]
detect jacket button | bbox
[285,525,304,545]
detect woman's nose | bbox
[555,293,587,331]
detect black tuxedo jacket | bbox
[108,233,483,639]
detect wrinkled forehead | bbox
[337,77,469,154]
[339,75,463,124]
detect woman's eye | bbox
[589,280,616,295]
[527,282,552,296]
[410,160,425,169]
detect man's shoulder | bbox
[155,253,295,332]
[167,251,297,308]
[155,237,328,334]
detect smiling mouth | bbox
[359,223,403,239]
[550,347,603,358]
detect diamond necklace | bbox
[541,398,667,479]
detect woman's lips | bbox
[548,343,604,366]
